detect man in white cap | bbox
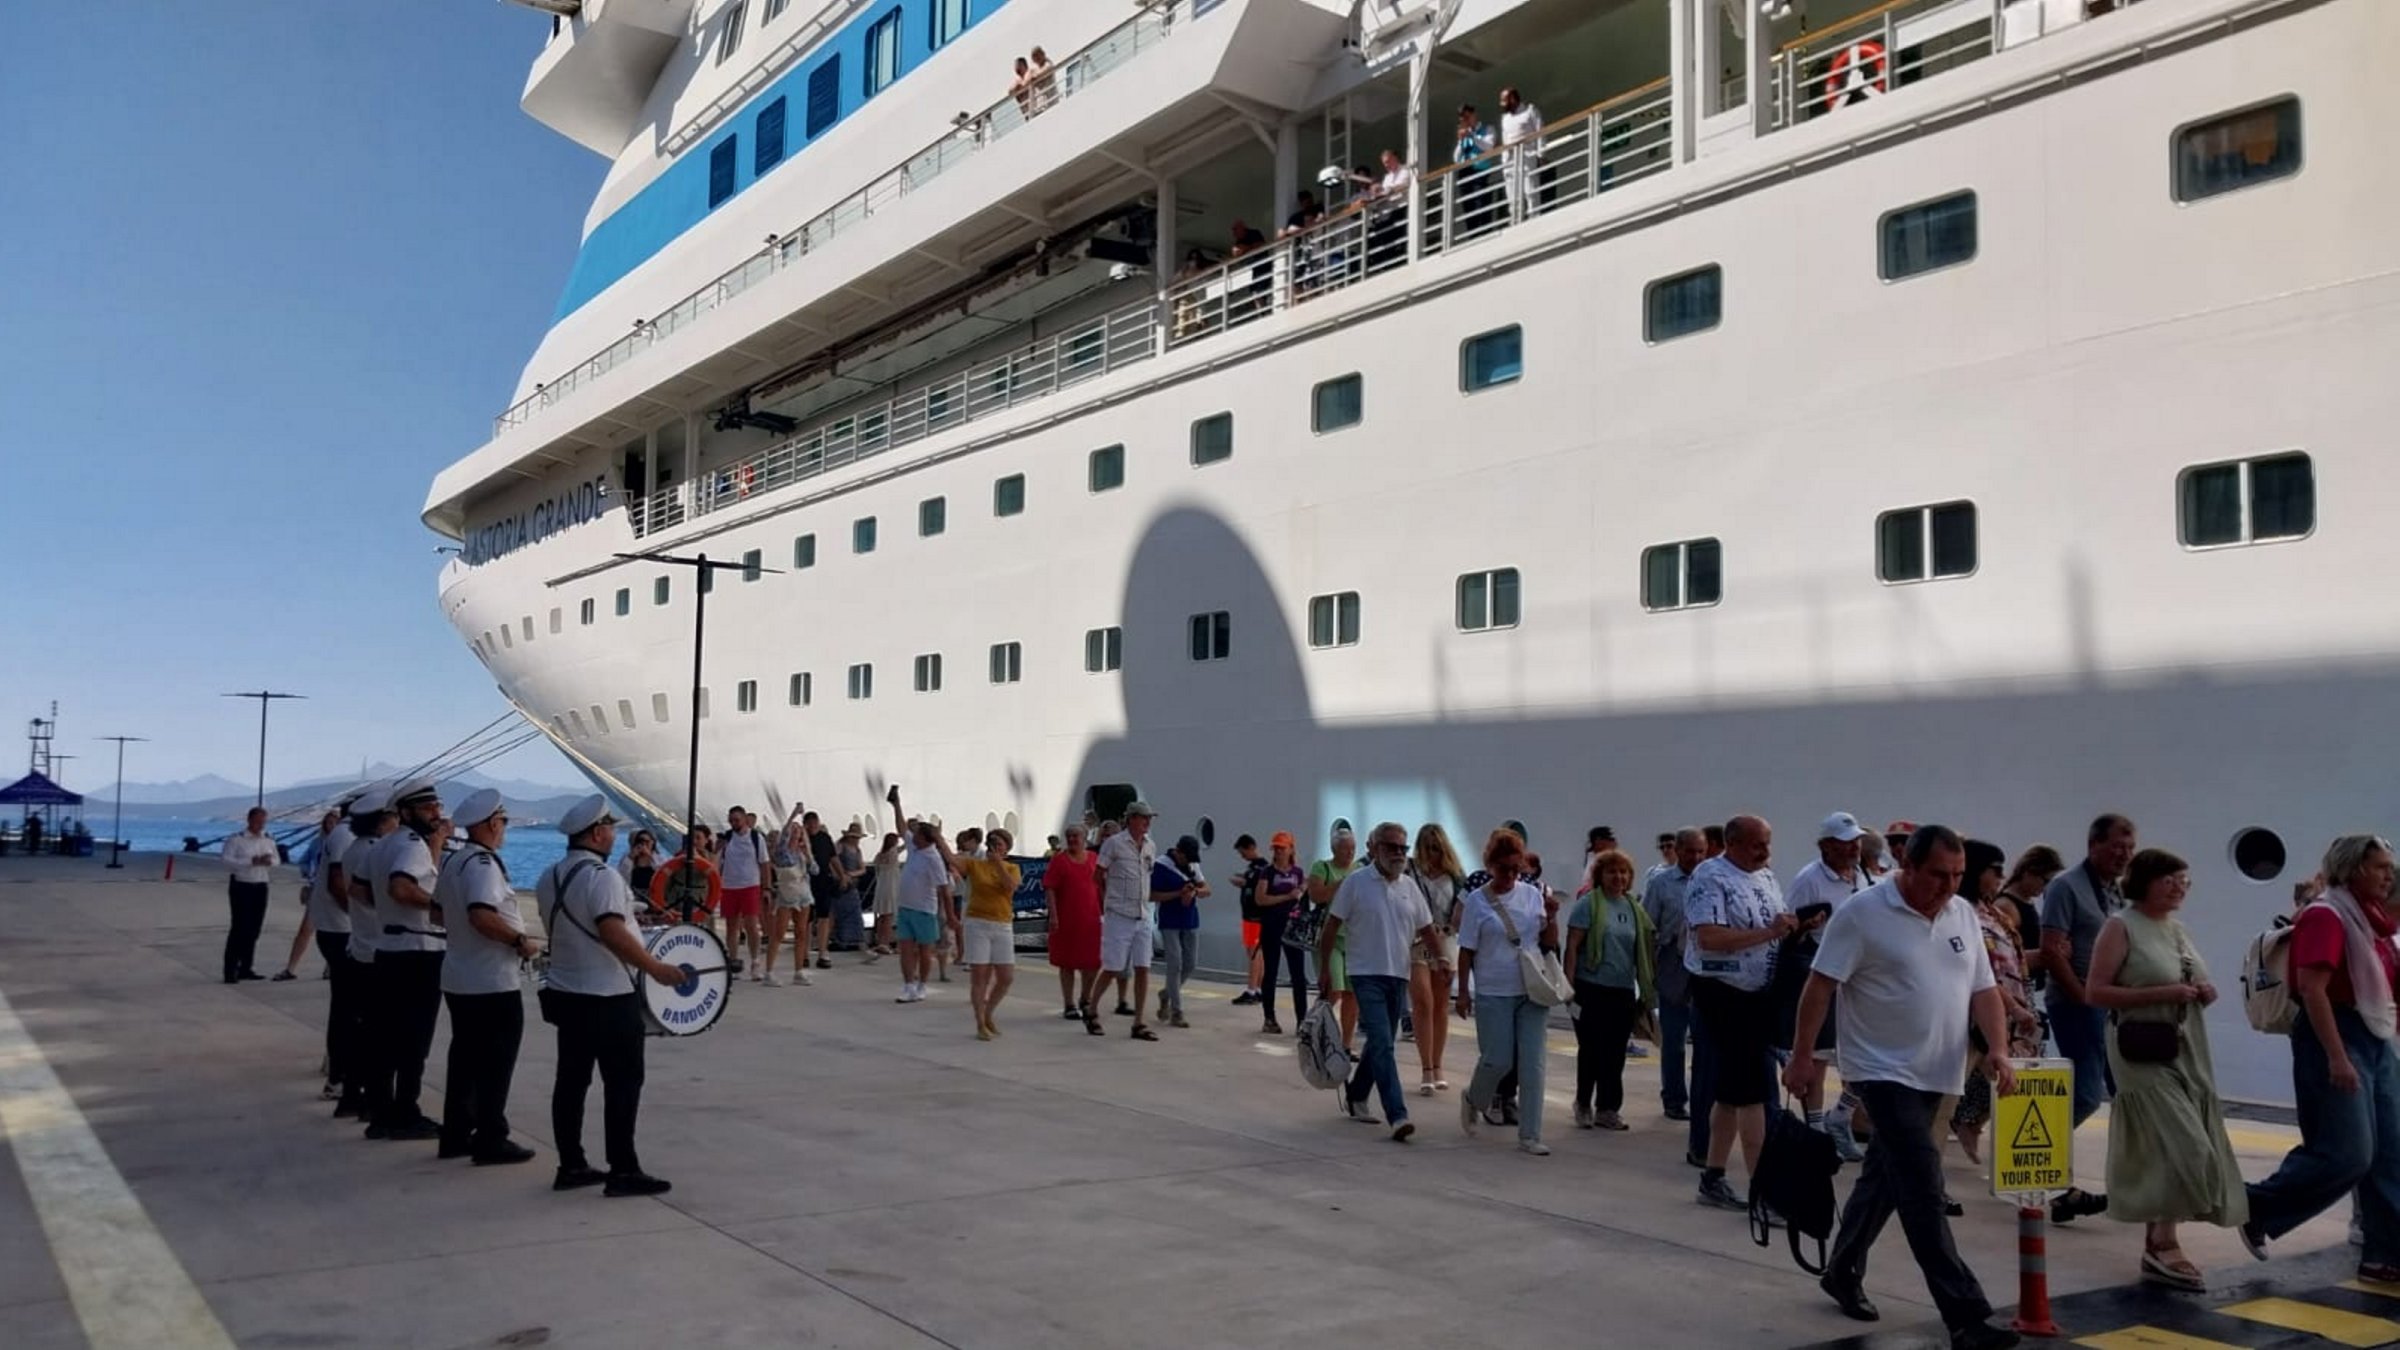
[367,778,448,1142]
[1093,801,1161,1041]
[337,788,395,1122]
[436,789,538,1166]
[1781,811,1873,1161]
[307,795,360,1103]
[539,794,684,1196]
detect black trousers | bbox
[352,956,389,1120]
[374,952,445,1125]
[224,880,269,981]
[441,991,524,1153]
[1572,980,1640,1114]
[551,991,647,1175]
[1826,1080,1993,1332]
[1254,905,1309,1025]
[316,933,361,1089]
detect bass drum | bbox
[635,923,730,1037]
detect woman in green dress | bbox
[2086,847,2248,1290]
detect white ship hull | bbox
[429,0,2400,1103]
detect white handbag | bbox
[1493,890,1572,1008]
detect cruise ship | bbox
[424,0,2395,1102]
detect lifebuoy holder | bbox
[1823,39,1887,112]
[650,853,722,918]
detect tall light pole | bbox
[223,691,305,809]
[97,736,147,869]
[614,550,775,921]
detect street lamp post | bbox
[98,735,147,869]
[222,691,304,809]
[614,550,776,922]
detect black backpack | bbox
[1749,1107,1843,1274]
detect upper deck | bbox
[426,0,2242,540]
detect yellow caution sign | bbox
[1992,1058,2074,1200]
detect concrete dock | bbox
[0,854,2376,1349]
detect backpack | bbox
[1749,1107,1842,1275]
[1294,1000,1353,1091]
[2243,911,2304,1034]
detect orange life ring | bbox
[650,854,722,918]
[1823,40,1887,112]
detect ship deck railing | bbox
[495,0,1195,438]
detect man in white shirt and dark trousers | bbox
[221,807,279,983]
[1320,822,1445,1142]
[1786,824,2021,1350]
[308,797,360,1103]
[436,790,538,1166]
[368,779,448,1142]
[541,795,685,1197]
[338,793,396,1123]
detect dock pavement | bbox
[0,853,2375,1349]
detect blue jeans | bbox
[1468,994,1548,1142]
[1660,999,1692,1115]
[2249,1009,2400,1264]
[1346,974,1409,1125]
[2047,998,2114,1127]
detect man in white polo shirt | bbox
[435,790,539,1166]
[1785,824,2019,1350]
[1093,801,1160,1041]
[338,789,394,1123]
[368,779,448,1142]
[220,807,279,983]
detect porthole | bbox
[1198,817,1216,848]
[2230,827,2287,883]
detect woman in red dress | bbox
[1045,824,1105,1028]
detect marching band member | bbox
[340,788,396,1126]
[368,779,448,1142]
[435,789,538,1166]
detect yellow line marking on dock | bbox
[0,983,233,1349]
[2218,1296,2400,1347]
[2075,1327,2252,1349]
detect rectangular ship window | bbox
[913,653,942,692]
[1879,191,1977,281]
[1085,626,1123,673]
[863,9,902,98]
[1876,502,1979,583]
[756,97,787,174]
[580,598,595,626]
[989,642,1022,684]
[1455,569,1520,632]
[853,516,877,553]
[588,704,609,735]
[1191,412,1233,466]
[793,533,816,569]
[654,576,671,605]
[930,0,966,47]
[617,699,636,729]
[615,588,631,616]
[1459,327,1523,392]
[994,474,1025,517]
[1314,374,1363,433]
[1641,539,1722,611]
[708,136,738,209]
[1645,266,1722,343]
[2179,452,2313,548]
[1308,592,1361,648]
[919,496,946,537]
[742,548,762,581]
[736,680,759,713]
[788,672,812,706]
[715,1,748,65]
[1187,611,1231,662]
[847,664,873,700]
[2175,97,2302,203]
[651,693,672,723]
[806,58,841,137]
[548,608,562,635]
[1089,445,1125,493]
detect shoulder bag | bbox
[2113,924,2196,1064]
[1494,890,1572,1008]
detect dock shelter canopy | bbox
[0,773,82,806]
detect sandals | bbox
[1130,1024,1159,1041]
[2141,1248,2207,1292]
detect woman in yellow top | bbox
[953,828,1025,1041]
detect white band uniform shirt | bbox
[1329,868,1436,981]
[1682,855,1788,991]
[438,844,523,996]
[373,829,447,953]
[896,843,947,914]
[342,833,382,964]
[1785,857,1869,913]
[540,851,638,996]
[1809,879,1996,1092]
[222,831,278,884]
[1455,880,1547,997]
[1097,831,1157,920]
[308,821,355,935]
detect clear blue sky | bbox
[0,3,604,791]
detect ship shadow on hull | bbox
[1060,506,2398,1107]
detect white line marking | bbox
[0,982,234,1348]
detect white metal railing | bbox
[496,0,1194,437]
[618,81,1678,538]
[1767,0,2000,131]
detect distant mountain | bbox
[100,773,250,804]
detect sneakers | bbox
[1340,1094,1375,1124]
[1063,1006,1084,1020]
[761,973,783,987]
[1391,1120,1416,1143]
[1697,1172,1746,1210]
[795,969,813,986]
[815,958,832,969]
[1518,1139,1551,1156]
[2238,1221,2270,1262]
[1231,990,1260,1006]
[1626,1041,1651,1059]
[1169,1012,1190,1029]
[1823,1113,1866,1163]
[603,1171,673,1198]
[1594,1111,1628,1131]
[896,983,926,1003]
[1574,1106,1595,1129]
[1261,1018,1283,1035]
[553,1165,606,1191]
[2050,1188,2108,1225]
[1460,1095,1480,1137]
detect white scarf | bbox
[2317,886,2398,1041]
